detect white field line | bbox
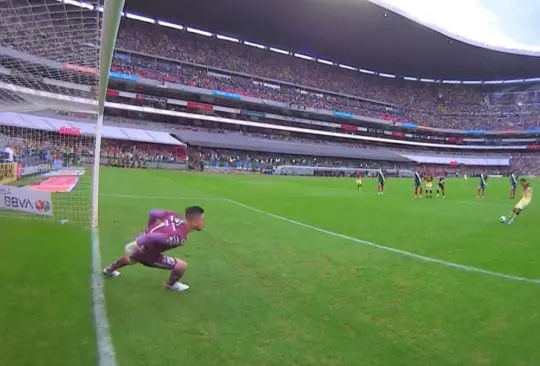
[91,228,117,366]
[101,193,222,200]
[100,193,540,284]
[223,198,540,285]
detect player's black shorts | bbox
[438,183,444,189]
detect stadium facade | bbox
[2,0,540,182]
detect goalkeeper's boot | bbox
[102,268,121,278]
[166,282,190,292]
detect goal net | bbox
[0,0,123,227]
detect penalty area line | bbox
[223,198,540,285]
[101,193,223,200]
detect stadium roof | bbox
[125,0,540,81]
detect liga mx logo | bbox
[35,200,51,212]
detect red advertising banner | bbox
[63,63,97,75]
[449,161,458,167]
[58,126,81,136]
[106,89,119,97]
[187,102,213,111]
[526,145,540,150]
[391,131,405,138]
[447,137,463,144]
[340,124,357,132]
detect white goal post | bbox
[93,0,125,228]
[0,0,124,227]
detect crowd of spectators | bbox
[112,19,540,131]
[3,14,540,176]
[2,8,540,130]
[41,109,540,176]
[190,147,385,172]
[47,109,536,159]
[188,147,540,177]
[0,1,99,69]
[0,130,187,167]
[3,126,540,175]
[100,140,187,166]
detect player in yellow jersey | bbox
[355,171,362,191]
[424,175,433,199]
[507,178,532,225]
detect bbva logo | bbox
[4,196,51,212]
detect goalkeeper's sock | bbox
[107,256,130,272]
[166,268,185,287]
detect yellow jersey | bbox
[515,184,532,210]
[523,184,533,199]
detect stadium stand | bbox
[2,15,540,178]
[112,19,540,131]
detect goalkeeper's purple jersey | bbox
[146,209,179,228]
[136,211,188,254]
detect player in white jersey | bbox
[509,173,518,199]
[377,170,385,195]
[476,174,487,198]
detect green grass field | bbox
[1,169,540,366]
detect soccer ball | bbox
[499,216,507,223]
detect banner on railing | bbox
[136,94,167,104]
[0,185,53,216]
[109,72,138,82]
[401,122,417,129]
[333,111,353,119]
[212,90,241,100]
[501,129,520,134]
[187,102,213,111]
[447,137,463,144]
[240,110,266,118]
[467,130,486,135]
[63,63,97,75]
[340,124,357,132]
[21,163,53,177]
[0,163,18,184]
[58,126,81,136]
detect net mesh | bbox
[0,0,102,226]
